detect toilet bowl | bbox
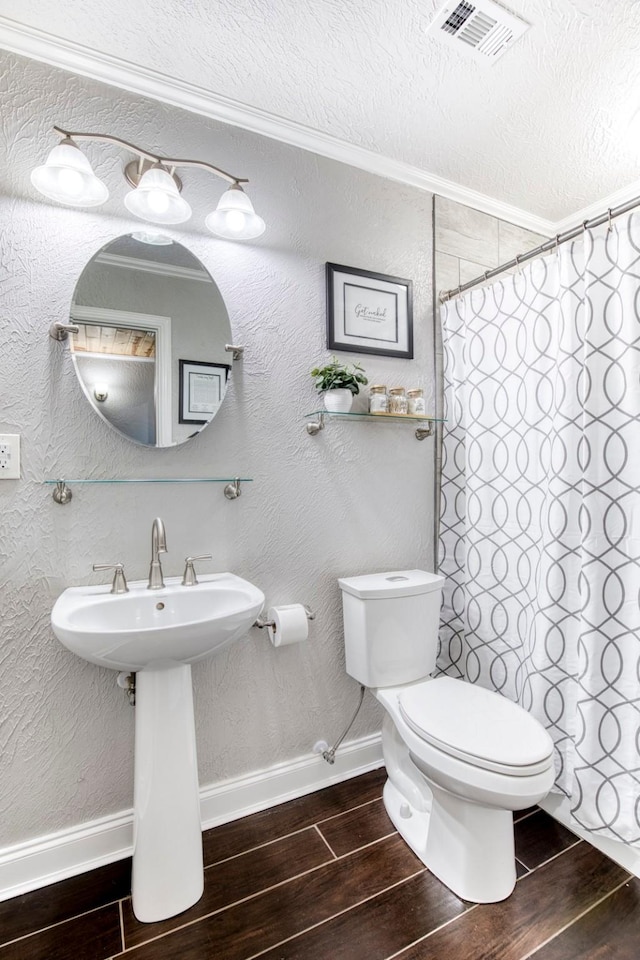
[376,677,554,902]
[338,570,555,903]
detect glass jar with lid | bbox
[368,385,388,414]
[407,388,426,415]
[388,387,408,415]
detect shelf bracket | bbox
[225,344,244,361]
[52,480,73,504]
[306,413,325,436]
[415,424,434,441]
[223,477,242,500]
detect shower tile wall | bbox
[432,197,548,534]
[434,197,548,296]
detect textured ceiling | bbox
[1,0,639,222]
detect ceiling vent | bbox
[426,0,530,64]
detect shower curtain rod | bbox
[439,191,640,303]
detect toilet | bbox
[338,569,555,903]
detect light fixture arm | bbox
[52,125,248,186]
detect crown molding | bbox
[95,252,211,282]
[0,15,637,238]
[551,177,640,234]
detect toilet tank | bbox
[338,570,445,687]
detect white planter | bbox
[323,389,353,413]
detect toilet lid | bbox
[398,677,554,774]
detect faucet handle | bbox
[93,562,129,595]
[181,555,212,587]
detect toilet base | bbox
[383,778,432,863]
[383,776,516,903]
[425,782,516,902]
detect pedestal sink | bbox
[51,572,265,922]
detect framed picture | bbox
[326,263,413,359]
[178,359,230,424]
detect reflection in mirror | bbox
[69,234,232,447]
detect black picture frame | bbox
[178,359,230,424]
[326,262,413,359]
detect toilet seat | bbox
[398,677,554,777]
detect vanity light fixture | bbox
[31,126,266,240]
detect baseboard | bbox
[540,793,640,879]
[0,733,382,903]
[7,741,639,904]
[199,732,383,830]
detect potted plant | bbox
[310,356,368,412]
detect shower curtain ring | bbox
[555,234,561,254]
[607,208,613,233]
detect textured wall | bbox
[0,53,434,847]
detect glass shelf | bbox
[304,410,444,440]
[44,478,252,484]
[44,477,251,504]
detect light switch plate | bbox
[0,434,20,479]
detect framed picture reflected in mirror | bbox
[178,359,230,424]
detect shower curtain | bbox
[438,212,640,843]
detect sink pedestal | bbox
[132,661,204,922]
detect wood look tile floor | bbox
[1,768,638,959]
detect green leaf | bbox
[309,355,369,395]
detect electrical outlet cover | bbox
[0,434,20,479]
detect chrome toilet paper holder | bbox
[254,605,315,630]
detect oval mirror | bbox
[69,234,232,447]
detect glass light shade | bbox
[124,167,192,225]
[205,185,266,240]
[30,140,109,207]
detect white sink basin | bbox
[51,572,265,671]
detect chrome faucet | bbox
[148,517,167,590]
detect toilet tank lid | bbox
[338,570,444,599]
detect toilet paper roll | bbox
[267,604,309,646]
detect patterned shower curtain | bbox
[438,212,640,844]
